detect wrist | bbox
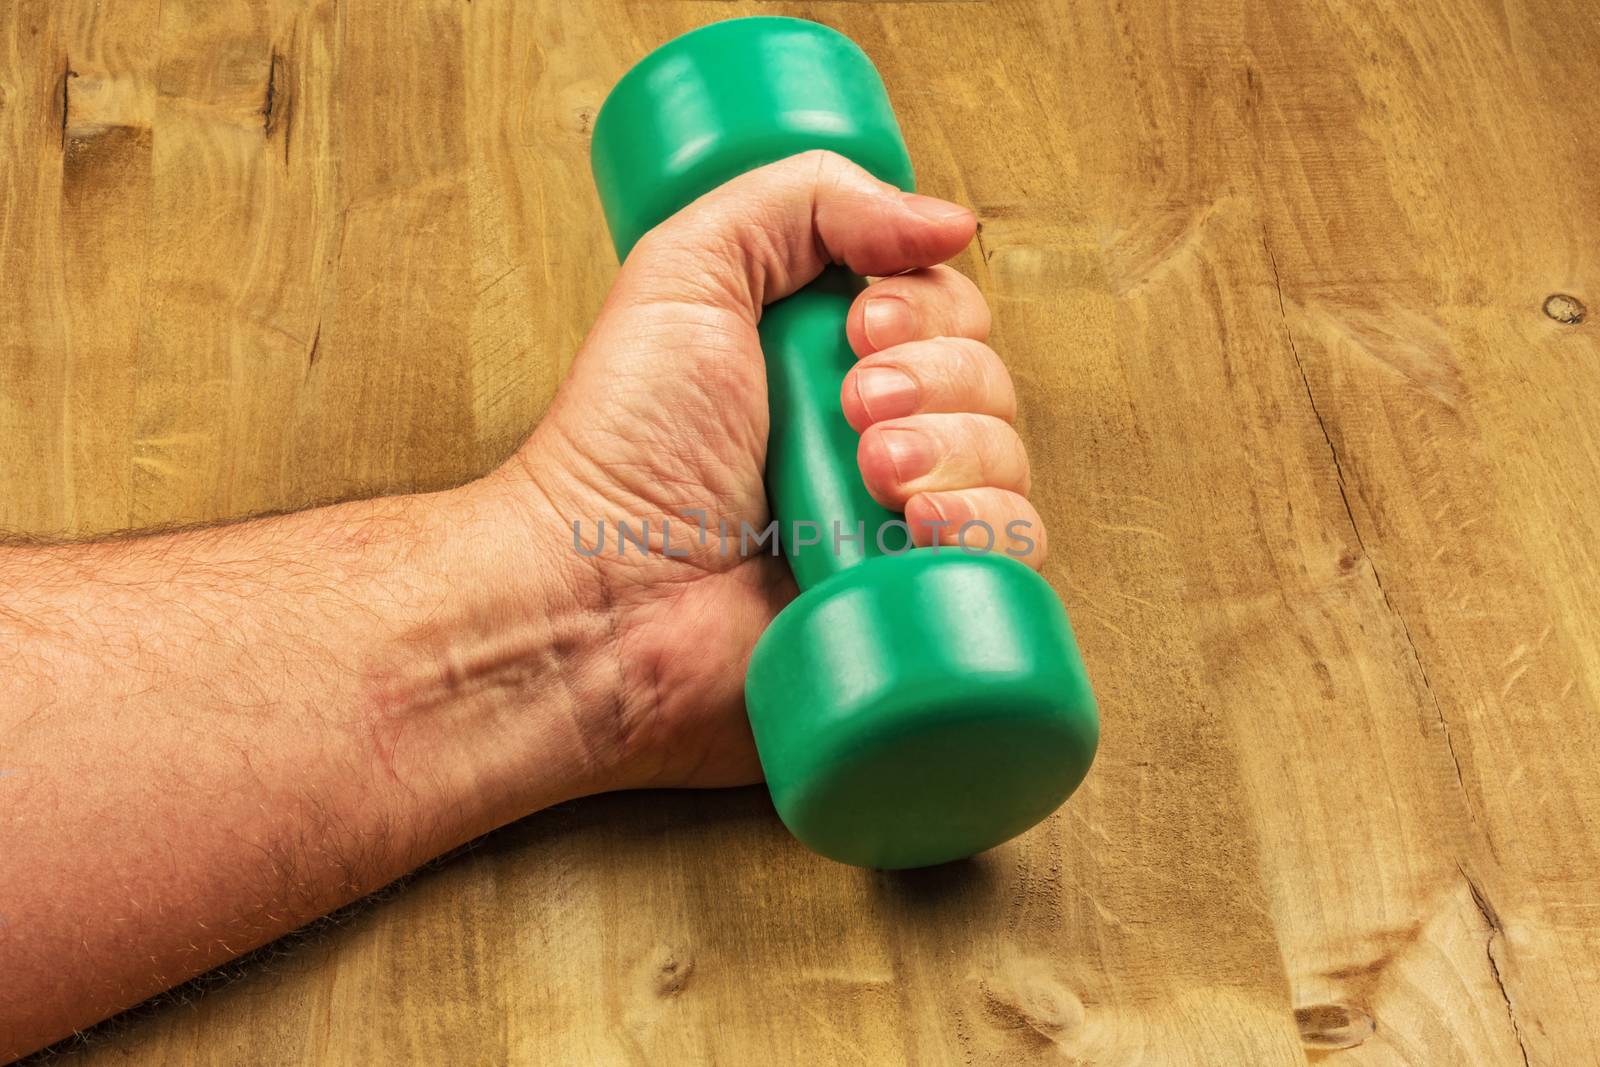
[400,463,630,825]
[356,472,626,838]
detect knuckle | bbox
[936,337,999,390]
[1013,440,1033,494]
[948,336,997,375]
[778,148,838,175]
[987,419,1030,486]
[801,147,847,168]
[938,267,991,332]
[799,148,862,190]
[625,224,675,264]
[954,340,1015,418]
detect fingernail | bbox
[901,193,973,224]
[862,296,912,350]
[878,427,936,482]
[854,367,918,422]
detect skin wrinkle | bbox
[536,420,756,577]
[508,478,663,779]
[469,462,641,783]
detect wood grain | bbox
[3,0,1597,1062]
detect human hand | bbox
[481,150,1049,798]
[0,153,1052,1052]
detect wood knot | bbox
[1295,1003,1375,1050]
[558,82,603,136]
[1543,293,1586,325]
[976,961,1084,1041]
[643,944,693,998]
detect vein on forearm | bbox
[0,480,611,1058]
[0,494,479,1057]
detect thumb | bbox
[608,150,976,317]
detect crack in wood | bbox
[304,321,322,381]
[263,48,291,165]
[1265,225,1530,1065]
[1461,864,1532,1067]
[263,50,279,132]
[1261,230,1477,816]
[58,59,77,150]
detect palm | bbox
[528,301,793,788]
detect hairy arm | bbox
[0,475,615,1059]
[0,149,1014,1060]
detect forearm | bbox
[0,475,615,1059]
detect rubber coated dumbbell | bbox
[590,16,1098,869]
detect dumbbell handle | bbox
[585,19,917,595]
[760,267,909,591]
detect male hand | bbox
[491,151,1049,795]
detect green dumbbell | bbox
[591,16,1098,869]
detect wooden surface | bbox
[3,0,1598,1063]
